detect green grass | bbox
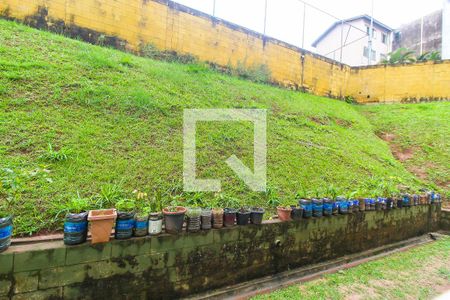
[0,19,438,235]
[358,103,450,197]
[252,237,450,300]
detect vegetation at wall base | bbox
[0,19,447,236]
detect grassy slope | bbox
[0,20,423,235]
[358,103,449,196]
[252,237,450,300]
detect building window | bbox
[382,33,387,44]
[363,47,377,61]
[366,26,376,38]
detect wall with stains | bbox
[0,205,442,299]
[0,0,449,103]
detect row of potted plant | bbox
[276,192,442,221]
[0,190,442,252]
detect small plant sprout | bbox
[67,197,91,214]
[115,199,136,212]
[41,143,71,162]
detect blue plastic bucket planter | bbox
[402,194,410,207]
[337,197,348,214]
[369,198,375,210]
[300,199,312,218]
[115,211,135,239]
[64,212,88,245]
[347,201,354,213]
[364,198,371,211]
[134,214,148,237]
[332,200,339,215]
[323,198,333,216]
[412,194,419,206]
[0,216,13,253]
[386,198,393,210]
[352,200,359,213]
[312,199,323,217]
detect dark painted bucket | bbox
[323,198,333,216]
[0,216,13,253]
[64,212,88,245]
[250,208,265,225]
[386,198,393,210]
[134,215,148,237]
[290,206,303,221]
[312,199,323,217]
[115,211,135,239]
[332,200,339,215]
[375,198,382,211]
[300,199,312,218]
[236,209,251,226]
[412,194,419,206]
[223,208,237,227]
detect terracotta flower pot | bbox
[212,208,224,229]
[277,206,292,222]
[163,206,187,234]
[88,209,117,244]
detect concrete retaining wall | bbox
[0,204,442,299]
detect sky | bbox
[174,0,444,51]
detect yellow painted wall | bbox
[1,0,449,103]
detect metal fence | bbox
[173,0,374,66]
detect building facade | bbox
[312,15,393,66]
[393,10,443,55]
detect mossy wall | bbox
[0,205,442,299]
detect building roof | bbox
[312,15,394,47]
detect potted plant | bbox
[223,196,239,227]
[277,205,292,222]
[201,207,212,230]
[63,196,91,245]
[236,207,251,225]
[0,203,12,253]
[132,190,149,237]
[212,207,224,228]
[148,190,163,235]
[88,208,117,244]
[186,207,202,232]
[114,198,136,239]
[250,207,265,224]
[325,185,339,216]
[322,198,332,216]
[163,197,187,234]
[134,207,149,237]
[336,196,348,214]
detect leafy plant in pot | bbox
[132,190,149,237]
[185,192,204,232]
[114,198,136,240]
[211,194,224,229]
[0,203,13,253]
[163,197,187,234]
[63,196,91,245]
